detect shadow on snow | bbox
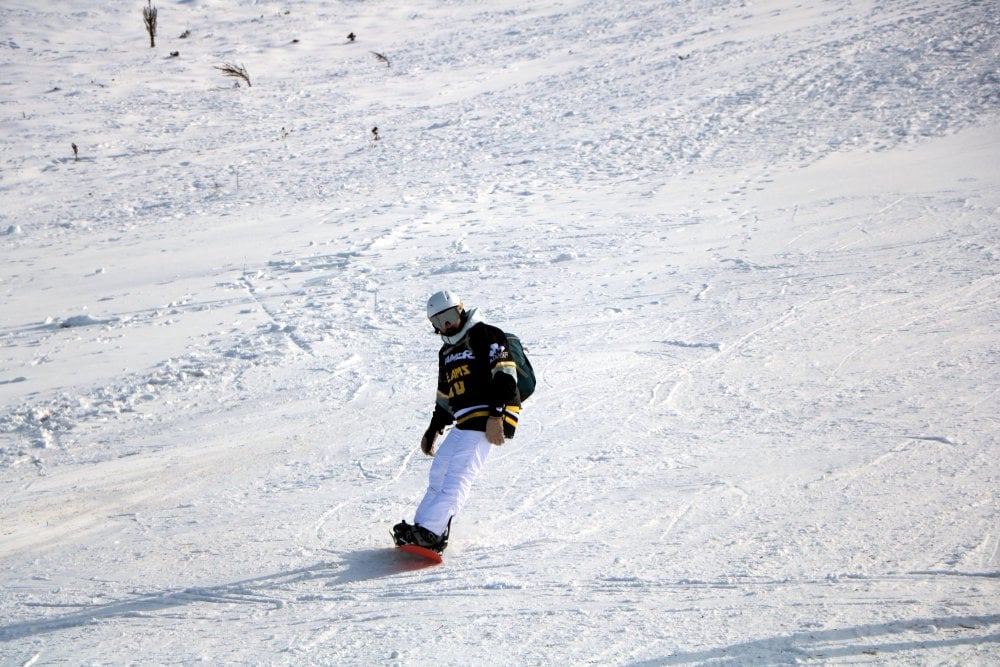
[638,614,1000,665]
[0,548,431,643]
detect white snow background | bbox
[1,0,998,664]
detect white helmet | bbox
[426,290,462,318]
[426,290,465,334]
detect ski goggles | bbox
[429,306,463,333]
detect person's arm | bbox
[482,328,517,445]
[421,356,454,455]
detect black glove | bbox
[421,405,453,456]
[420,425,441,456]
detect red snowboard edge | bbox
[397,543,443,563]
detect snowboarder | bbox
[393,290,522,554]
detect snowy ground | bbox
[1,0,998,664]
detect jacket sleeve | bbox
[429,403,454,431]
[480,327,519,418]
[431,352,455,430]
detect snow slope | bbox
[1,0,998,664]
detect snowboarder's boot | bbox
[392,520,415,547]
[410,525,446,552]
[394,518,451,553]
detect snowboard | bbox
[396,543,443,564]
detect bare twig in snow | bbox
[143,1,158,48]
[215,63,251,87]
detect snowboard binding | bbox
[392,519,450,553]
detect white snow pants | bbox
[413,427,493,536]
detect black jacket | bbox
[429,309,520,438]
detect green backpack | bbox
[505,333,536,401]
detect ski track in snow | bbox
[1,0,999,664]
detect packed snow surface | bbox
[1,0,998,664]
